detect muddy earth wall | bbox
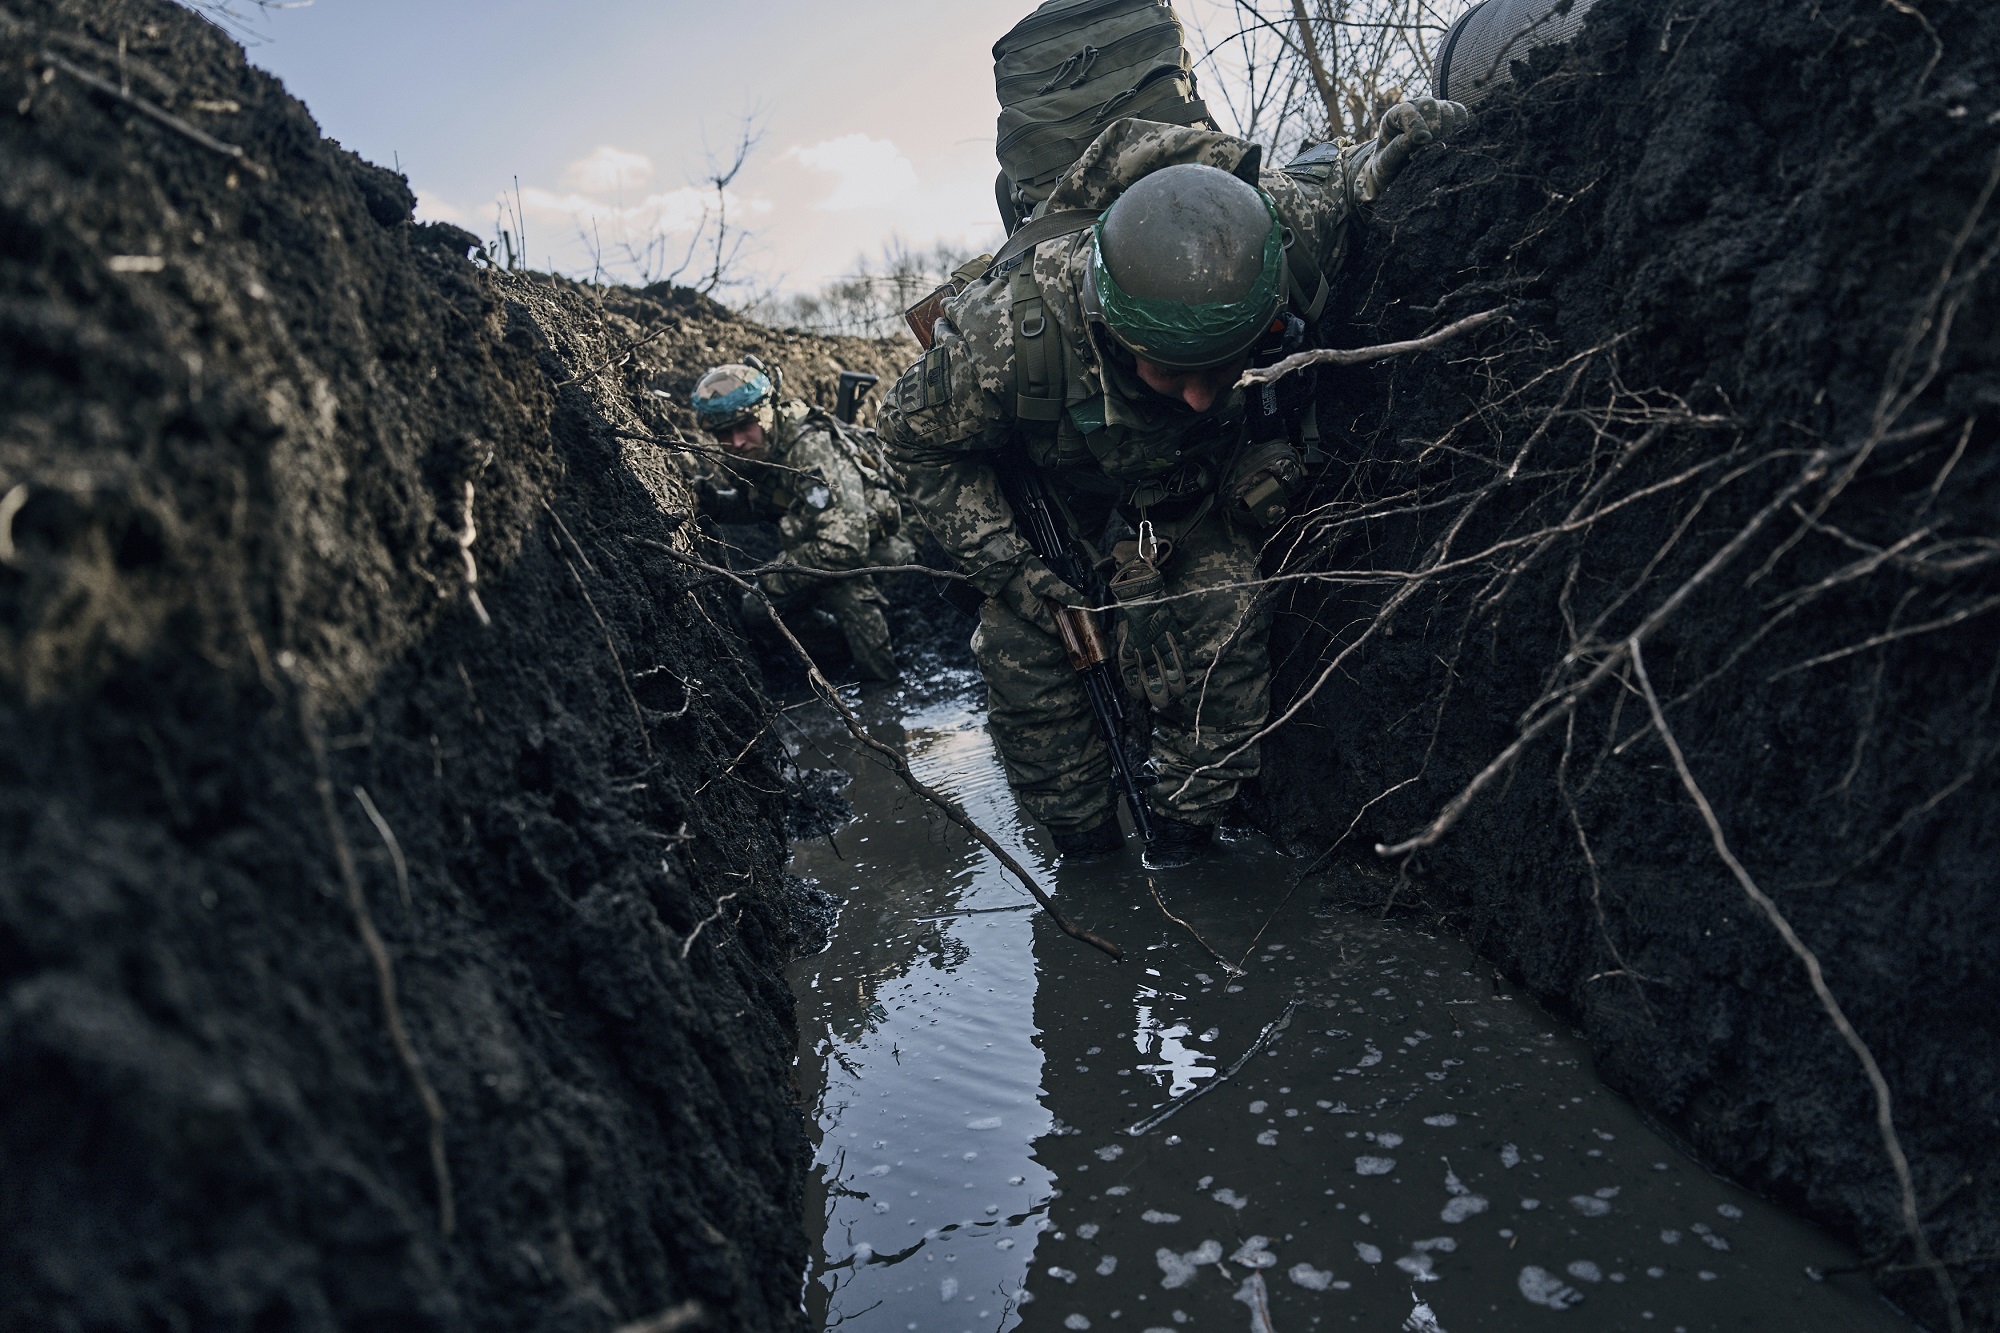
[1252,0,1999,1326]
[0,2,904,1328]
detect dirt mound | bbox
[0,1,898,1327]
[1254,0,1998,1324]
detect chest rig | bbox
[1005,235,1323,540]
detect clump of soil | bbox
[1254,0,1999,1324]
[0,1,891,1327]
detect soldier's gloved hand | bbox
[1355,96,1471,202]
[759,554,807,602]
[998,555,1085,633]
[1224,438,1307,529]
[1109,554,1188,707]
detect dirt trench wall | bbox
[0,2,886,1328]
[1253,0,1999,1325]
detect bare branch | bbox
[1238,307,1510,386]
[1289,0,1345,137]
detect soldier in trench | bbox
[691,360,913,681]
[878,104,1466,863]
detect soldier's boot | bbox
[841,603,900,682]
[1049,818,1124,861]
[1142,813,1215,870]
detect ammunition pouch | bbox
[1223,436,1306,529]
[866,485,901,538]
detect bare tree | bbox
[495,116,768,291]
[750,237,984,339]
[1185,0,1454,159]
[690,116,764,297]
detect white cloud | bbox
[412,189,468,225]
[562,145,656,197]
[785,134,919,211]
[517,183,773,236]
[517,147,770,241]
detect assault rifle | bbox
[835,370,879,425]
[993,451,1154,844]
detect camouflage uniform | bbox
[877,117,1377,834]
[705,399,912,680]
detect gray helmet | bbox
[1081,163,1287,371]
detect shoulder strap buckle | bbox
[1010,270,1065,423]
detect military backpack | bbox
[992,0,1212,229]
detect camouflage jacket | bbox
[877,118,1374,597]
[704,400,876,571]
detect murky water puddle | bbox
[786,684,1912,1332]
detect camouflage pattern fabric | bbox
[974,510,1266,830]
[879,117,1384,824]
[704,398,907,678]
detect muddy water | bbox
[786,683,1913,1333]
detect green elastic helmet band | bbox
[1090,192,1286,371]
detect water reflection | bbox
[791,687,1055,1330]
[790,688,1914,1333]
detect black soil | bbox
[1253,0,1999,1326]
[0,2,900,1328]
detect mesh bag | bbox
[1434,0,1603,105]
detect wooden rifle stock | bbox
[1050,602,1112,673]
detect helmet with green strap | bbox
[1080,163,1288,371]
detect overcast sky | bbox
[228,0,1059,297]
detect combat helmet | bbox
[691,357,779,434]
[1081,163,1288,372]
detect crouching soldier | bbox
[878,104,1466,861]
[692,360,912,681]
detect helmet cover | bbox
[692,364,777,432]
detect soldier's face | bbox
[1133,356,1249,414]
[716,421,769,459]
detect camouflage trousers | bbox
[750,534,912,681]
[973,511,1270,833]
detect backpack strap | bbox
[1282,226,1328,322]
[1009,269,1064,423]
[987,208,1101,275]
